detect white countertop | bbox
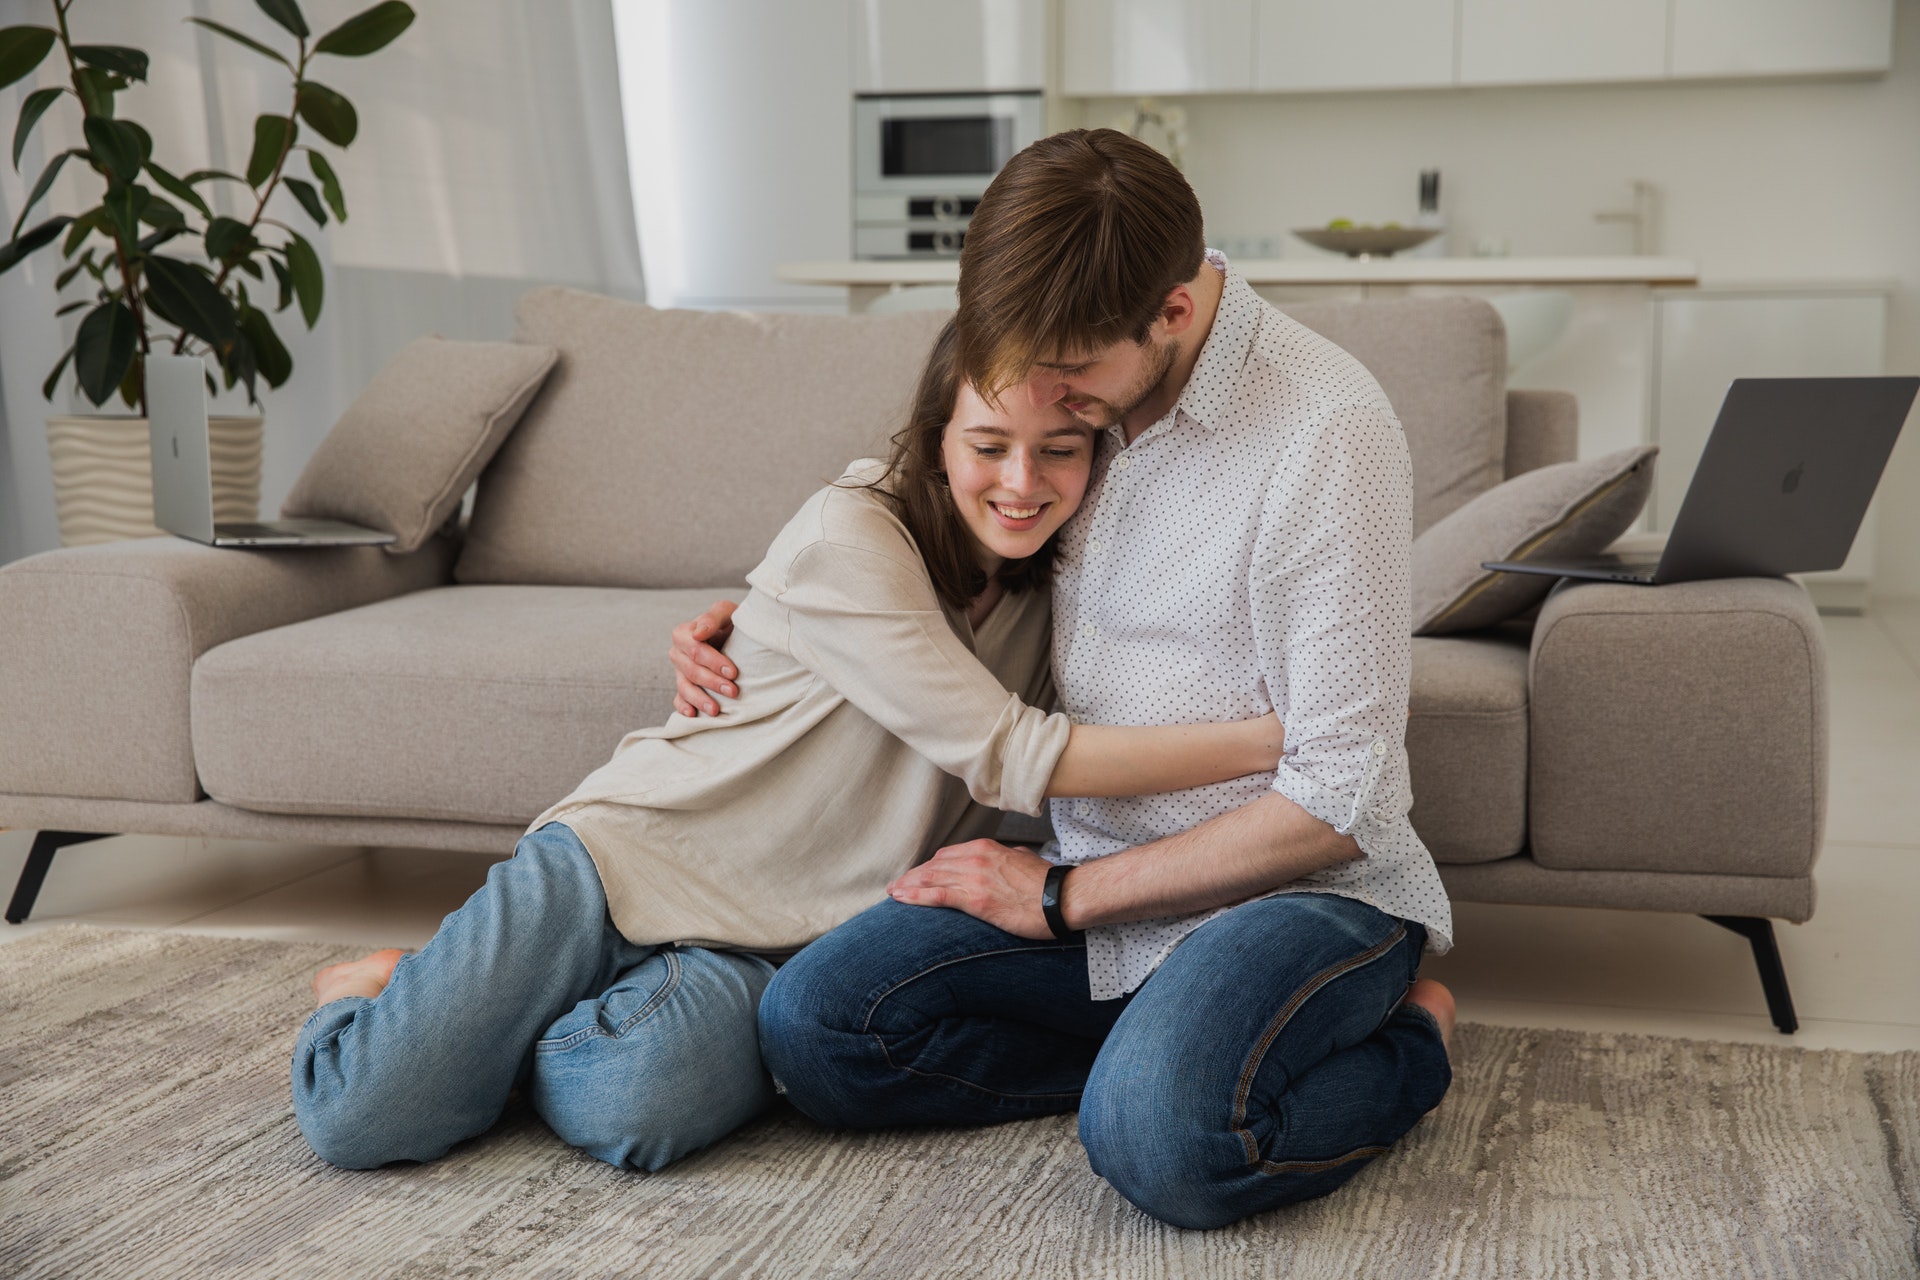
[777,256,1700,288]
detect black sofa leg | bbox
[1703,915,1798,1035]
[6,831,113,924]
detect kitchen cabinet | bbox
[1458,0,1667,86]
[853,0,1047,93]
[1060,0,1256,95]
[1649,287,1890,607]
[1669,0,1894,80]
[1254,0,1455,92]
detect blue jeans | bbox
[759,893,1449,1229]
[291,823,776,1171]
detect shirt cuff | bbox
[1270,747,1390,845]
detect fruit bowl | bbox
[1291,226,1441,259]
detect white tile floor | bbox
[5,601,1918,1052]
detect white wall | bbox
[1065,0,1920,595]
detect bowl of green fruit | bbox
[1291,220,1440,259]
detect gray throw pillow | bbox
[1412,444,1657,635]
[282,337,558,553]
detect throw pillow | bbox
[282,337,559,553]
[1411,444,1657,635]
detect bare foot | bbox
[1403,978,1456,1058]
[313,949,405,1006]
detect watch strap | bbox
[1041,862,1080,941]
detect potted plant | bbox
[0,0,413,545]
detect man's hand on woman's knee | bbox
[670,599,740,717]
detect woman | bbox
[293,321,1286,1173]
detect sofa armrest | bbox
[1528,576,1826,882]
[0,534,456,804]
[1504,389,1578,479]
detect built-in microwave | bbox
[853,92,1043,260]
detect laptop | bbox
[147,354,395,547]
[1483,376,1917,586]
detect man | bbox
[671,129,1454,1230]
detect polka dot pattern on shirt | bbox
[1046,250,1454,1000]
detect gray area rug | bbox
[2,926,1916,1279]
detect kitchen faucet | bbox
[1595,180,1661,255]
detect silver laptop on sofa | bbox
[147,353,395,548]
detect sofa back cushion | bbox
[1279,296,1507,536]
[455,289,950,589]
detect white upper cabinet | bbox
[1255,0,1455,92]
[853,0,1048,93]
[1061,0,1257,95]
[1457,0,1668,86]
[1669,0,1894,79]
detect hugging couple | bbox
[291,129,1456,1231]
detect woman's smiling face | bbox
[941,382,1096,572]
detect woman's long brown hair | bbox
[855,317,1061,614]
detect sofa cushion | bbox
[1281,296,1507,536]
[1407,633,1529,863]
[1412,444,1657,635]
[455,289,951,589]
[281,337,558,553]
[191,584,730,826]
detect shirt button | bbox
[1075,801,1091,818]
[1087,539,1104,553]
[1372,741,1388,757]
[1114,455,1132,470]
[1079,621,1097,638]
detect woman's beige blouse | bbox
[530,460,1070,953]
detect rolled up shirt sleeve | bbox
[758,537,1071,817]
[1251,404,1416,855]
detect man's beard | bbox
[1066,339,1180,429]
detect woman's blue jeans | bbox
[759,893,1450,1229]
[291,823,776,1172]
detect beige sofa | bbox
[0,290,1825,1032]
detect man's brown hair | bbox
[854,317,1060,613]
[956,128,1205,397]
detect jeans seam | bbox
[1229,921,1409,1167]
[860,941,1087,1103]
[534,949,683,1054]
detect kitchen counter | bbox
[777,256,1700,310]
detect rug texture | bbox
[2,925,1916,1279]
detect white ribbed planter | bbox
[46,414,263,547]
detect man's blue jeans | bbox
[291,823,776,1172]
[759,893,1450,1229]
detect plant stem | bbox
[56,0,153,414]
[175,37,309,359]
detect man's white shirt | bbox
[1047,251,1454,999]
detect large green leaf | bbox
[41,342,75,401]
[0,26,57,91]
[83,117,145,183]
[74,299,139,407]
[73,45,149,81]
[144,161,213,219]
[138,194,186,229]
[185,18,292,69]
[204,215,256,262]
[73,67,122,118]
[282,231,323,326]
[315,2,414,57]
[183,167,249,187]
[13,85,60,170]
[246,114,294,188]
[100,183,151,250]
[294,81,356,146]
[307,149,346,221]
[12,148,82,237]
[143,255,239,347]
[283,176,327,226]
[254,0,309,40]
[237,303,293,388]
[0,215,69,275]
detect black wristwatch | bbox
[1041,863,1081,941]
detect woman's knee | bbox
[291,1011,431,1169]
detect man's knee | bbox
[1079,1082,1244,1230]
[756,954,876,1127]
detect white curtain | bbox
[0,0,643,565]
